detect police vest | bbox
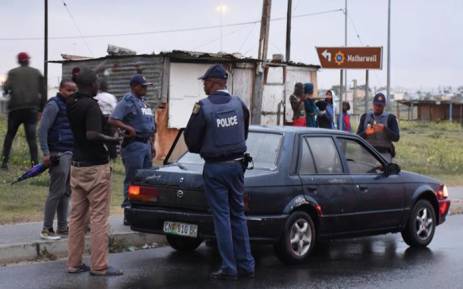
[122,94,155,138]
[48,95,74,153]
[199,95,246,159]
[363,112,392,151]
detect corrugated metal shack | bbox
[52,50,319,161]
[397,99,463,122]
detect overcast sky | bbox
[0,0,462,91]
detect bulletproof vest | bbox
[122,94,155,138]
[363,111,392,150]
[48,95,74,153]
[199,95,246,159]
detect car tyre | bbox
[166,235,203,252]
[274,211,316,264]
[401,199,436,247]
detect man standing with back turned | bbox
[184,64,255,281]
[2,52,45,169]
[66,68,122,276]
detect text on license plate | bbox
[163,221,198,238]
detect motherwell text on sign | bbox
[316,47,383,69]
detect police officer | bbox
[108,75,156,216]
[357,92,400,162]
[184,64,255,281]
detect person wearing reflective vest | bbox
[357,93,400,162]
[184,64,255,281]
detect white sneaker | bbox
[40,228,61,240]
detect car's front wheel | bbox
[401,199,436,247]
[274,211,316,264]
[166,235,203,252]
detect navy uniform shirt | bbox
[184,90,250,155]
[111,93,156,138]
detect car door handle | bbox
[304,186,318,194]
[356,185,368,192]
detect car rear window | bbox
[178,131,282,170]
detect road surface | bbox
[1,215,462,289]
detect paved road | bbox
[1,214,462,289]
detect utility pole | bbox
[365,70,369,113]
[252,0,272,125]
[386,0,392,109]
[44,0,48,99]
[285,0,292,63]
[257,0,271,61]
[340,0,348,130]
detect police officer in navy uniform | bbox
[357,92,400,162]
[108,75,156,216]
[184,64,255,281]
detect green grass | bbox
[393,121,463,185]
[0,115,124,224]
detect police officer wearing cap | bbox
[108,75,156,214]
[184,64,255,280]
[357,93,400,162]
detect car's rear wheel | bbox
[401,199,436,247]
[274,211,316,264]
[166,235,203,252]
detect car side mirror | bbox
[385,163,401,176]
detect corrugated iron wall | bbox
[62,55,165,107]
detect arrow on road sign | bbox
[322,49,331,62]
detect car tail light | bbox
[436,185,449,200]
[128,185,160,203]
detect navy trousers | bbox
[121,141,152,207]
[203,161,255,275]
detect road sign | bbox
[316,47,382,69]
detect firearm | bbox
[241,153,254,171]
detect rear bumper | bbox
[126,206,287,242]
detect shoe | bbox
[238,270,255,279]
[209,269,237,281]
[1,162,8,170]
[57,227,69,236]
[68,263,90,274]
[90,266,123,277]
[40,228,61,240]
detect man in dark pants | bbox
[2,52,45,169]
[66,68,122,276]
[108,75,155,216]
[184,64,255,281]
[38,79,77,240]
[357,92,400,162]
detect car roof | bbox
[249,125,354,137]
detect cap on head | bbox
[199,64,228,80]
[130,74,152,87]
[17,52,30,62]
[373,92,387,106]
[304,83,314,94]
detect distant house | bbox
[397,99,463,122]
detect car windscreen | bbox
[177,131,282,170]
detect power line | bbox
[0,8,343,41]
[61,1,93,56]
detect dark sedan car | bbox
[126,126,451,264]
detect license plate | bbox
[163,221,198,238]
